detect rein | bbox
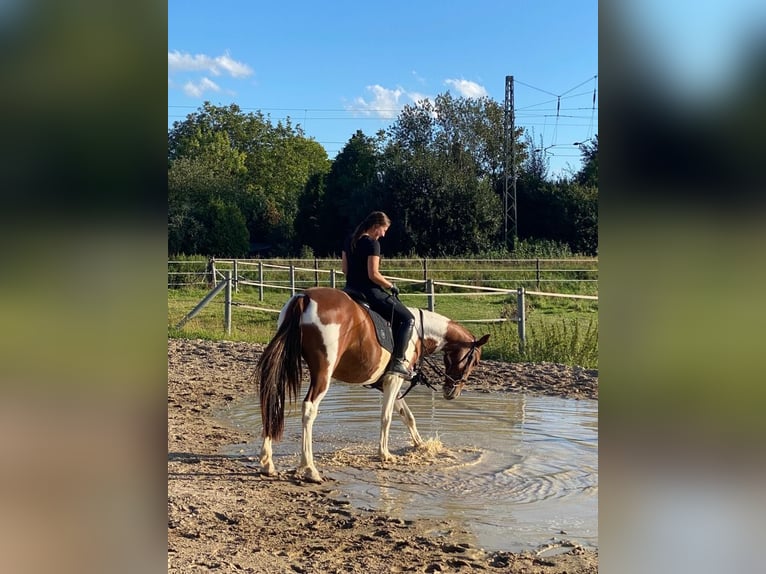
[371,302,477,400]
[396,309,478,400]
[419,340,478,385]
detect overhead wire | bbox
[168,73,597,165]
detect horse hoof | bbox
[302,472,323,484]
[297,467,323,483]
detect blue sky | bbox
[168,1,598,178]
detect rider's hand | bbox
[390,284,400,297]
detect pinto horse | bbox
[257,287,489,483]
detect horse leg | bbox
[394,397,424,448]
[259,436,276,476]
[379,375,404,462]
[297,384,327,484]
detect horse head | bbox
[441,333,490,400]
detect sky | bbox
[168,1,598,179]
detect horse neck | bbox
[416,308,472,354]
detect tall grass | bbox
[481,316,598,368]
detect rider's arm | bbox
[367,255,393,290]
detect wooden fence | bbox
[171,258,598,351]
[168,257,597,289]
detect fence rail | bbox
[168,257,598,289]
[170,257,597,352]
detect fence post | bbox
[224,271,232,335]
[427,278,435,312]
[314,257,319,287]
[233,259,239,293]
[258,261,264,301]
[422,258,428,282]
[206,256,216,288]
[517,286,526,353]
[175,276,228,329]
[535,258,540,289]
[330,269,336,289]
[290,265,296,295]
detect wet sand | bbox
[168,338,598,573]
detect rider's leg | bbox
[387,308,415,380]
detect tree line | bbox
[168,98,597,258]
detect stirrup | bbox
[386,360,414,381]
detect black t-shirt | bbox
[343,234,380,291]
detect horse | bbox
[256,287,490,483]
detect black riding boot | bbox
[386,318,416,380]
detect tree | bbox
[576,135,598,188]
[167,132,246,255]
[378,93,506,255]
[203,198,250,257]
[294,171,327,253]
[168,102,329,256]
[309,130,385,255]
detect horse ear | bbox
[476,334,490,347]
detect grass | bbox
[168,281,598,369]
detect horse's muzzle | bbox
[443,382,463,400]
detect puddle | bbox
[221,385,597,553]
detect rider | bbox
[342,211,416,381]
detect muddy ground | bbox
[168,338,598,573]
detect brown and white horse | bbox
[257,287,489,483]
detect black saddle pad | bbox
[342,288,394,353]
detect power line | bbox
[515,74,597,100]
[511,74,597,154]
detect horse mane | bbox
[412,307,474,352]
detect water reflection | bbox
[221,385,597,552]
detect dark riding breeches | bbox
[363,287,416,361]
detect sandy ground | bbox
[168,338,598,573]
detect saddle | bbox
[342,287,394,354]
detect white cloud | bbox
[347,85,436,119]
[183,77,221,98]
[347,79,488,120]
[212,53,253,78]
[350,85,403,119]
[168,50,253,78]
[444,78,488,98]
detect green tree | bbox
[167,130,247,255]
[203,198,250,257]
[168,102,329,256]
[312,130,385,255]
[294,171,327,253]
[576,135,598,188]
[381,93,505,255]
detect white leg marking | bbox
[379,376,404,461]
[297,391,326,483]
[395,398,424,447]
[259,436,275,475]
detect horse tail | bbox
[257,294,307,441]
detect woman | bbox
[342,211,416,380]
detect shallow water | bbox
[221,385,597,553]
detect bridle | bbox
[394,309,478,399]
[422,339,479,386]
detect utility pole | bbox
[503,75,517,247]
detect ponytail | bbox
[350,211,391,252]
